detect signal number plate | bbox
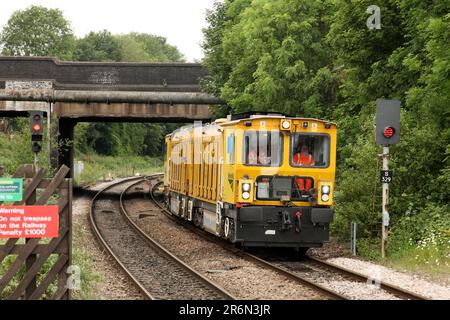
[380,170,393,183]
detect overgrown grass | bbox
[351,203,450,277]
[386,245,450,277]
[74,153,163,186]
[0,238,59,299]
[71,217,103,300]
[0,220,103,299]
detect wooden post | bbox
[25,168,37,299]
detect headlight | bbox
[242,191,250,200]
[321,185,330,194]
[321,194,330,202]
[242,183,251,192]
[281,120,291,129]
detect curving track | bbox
[148,175,429,300]
[148,176,345,300]
[89,176,235,300]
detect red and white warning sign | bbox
[0,206,59,238]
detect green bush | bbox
[74,153,163,185]
[389,203,449,264]
[0,118,53,176]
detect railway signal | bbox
[29,111,44,154]
[376,99,401,258]
[376,100,400,145]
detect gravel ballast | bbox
[124,182,329,300]
[72,177,449,300]
[72,181,144,300]
[325,257,450,300]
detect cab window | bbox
[243,130,282,166]
[226,133,235,165]
[291,134,330,168]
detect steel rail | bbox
[149,175,431,301]
[148,176,347,300]
[89,176,155,300]
[119,178,236,300]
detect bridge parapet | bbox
[0,56,221,121]
[0,56,208,92]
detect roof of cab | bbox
[166,114,337,138]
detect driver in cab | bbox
[293,145,315,166]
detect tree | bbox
[202,0,247,116]
[72,31,185,157]
[115,35,152,62]
[203,0,450,259]
[202,0,334,117]
[0,5,75,60]
[75,30,122,61]
[115,33,185,62]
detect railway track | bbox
[147,176,344,300]
[147,175,429,300]
[89,176,235,300]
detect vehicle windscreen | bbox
[243,130,282,166]
[291,134,330,168]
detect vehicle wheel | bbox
[224,217,230,238]
[224,217,234,240]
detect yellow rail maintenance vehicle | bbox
[164,113,337,250]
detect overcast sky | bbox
[0,0,219,62]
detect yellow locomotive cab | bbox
[163,113,337,249]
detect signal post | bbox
[376,99,400,258]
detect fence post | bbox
[350,222,357,256]
[25,168,37,299]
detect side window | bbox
[226,133,235,165]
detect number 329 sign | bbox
[380,170,393,184]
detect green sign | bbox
[0,178,23,202]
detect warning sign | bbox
[0,206,59,238]
[0,178,23,202]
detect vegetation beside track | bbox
[73,154,163,186]
[71,217,103,300]
[0,233,100,299]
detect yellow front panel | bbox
[229,118,337,207]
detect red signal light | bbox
[383,126,395,139]
[33,124,42,133]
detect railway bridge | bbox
[0,56,223,176]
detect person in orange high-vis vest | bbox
[293,145,315,166]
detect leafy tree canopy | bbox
[75,30,122,62]
[115,32,184,62]
[203,0,450,258]
[0,5,75,60]
[75,31,185,63]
